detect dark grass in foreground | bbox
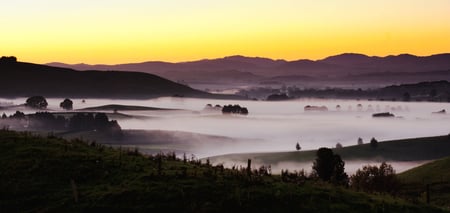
[0,130,447,212]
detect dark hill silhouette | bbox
[47,53,450,85]
[0,60,241,99]
[319,53,377,66]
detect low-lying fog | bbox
[2,97,448,173]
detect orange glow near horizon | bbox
[1,0,449,64]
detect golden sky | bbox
[1,0,449,64]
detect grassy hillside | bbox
[398,157,450,209]
[0,130,446,212]
[399,156,450,184]
[210,135,450,165]
[0,60,242,99]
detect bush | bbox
[350,162,400,194]
[60,98,73,110]
[312,148,348,185]
[25,96,48,109]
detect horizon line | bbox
[38,51,450,66]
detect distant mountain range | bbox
[47,53,450,86]
[0,59,239,99]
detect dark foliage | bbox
[60,98,73,110]
[266,93,290,101]
[370,137,378,149]
[295,142,301,151]
[222,104,249,115]
[0,56,17,64]
[312,148,348,185]
[1,111,121,134]
[25,96,48,109]
[0,130,446,213]
[350,162,400,195]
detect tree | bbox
[357,137,363,145]
[0,56,17,64]
[312,148,348,185]
[370,137,378,149]
[335,143,343,149]
[350,162,400,194]
[60,98,73,110]
[25,96,48,109]
[295,142,301,151]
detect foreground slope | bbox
[399,156,450,184]
[0,130,445,212]
[398,156,450,208]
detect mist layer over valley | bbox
[2,97,448,172]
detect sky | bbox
[1,0,450,64]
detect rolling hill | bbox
[209,135,450,166]
[0,58,241,99]
[47,53,450,86]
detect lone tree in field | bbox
[25,96,48,109]
[60,98,73,110]
[357,137,363,145]
[295,142,301,151]
[370,137,378,149]
[312,148,348,185]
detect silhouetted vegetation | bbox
[370,137,378,149]
[0,111,121,134]
[222,104,249,115]
[25,96,48,109]
[296,142,301,151]
[0,130,445,212]
[350,162,400,195]
[372,112,395,117]
[60,98,73,110]
[0,56,17,64]
[357,137,363,145]
[266,93,290,101]
[312,148,348,186]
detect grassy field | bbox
[0,130,447,212]
[210,135,450,165]
[399,156,450,184]
[398,156,450,209]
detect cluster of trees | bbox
[350,162,400,194]
[222,104,249,115]
[68,113,121,133]
[312,148,349,186]
[25,96,73,110]
[308,147,399,194]
[1,111,121,135]
[0,56,17,64]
